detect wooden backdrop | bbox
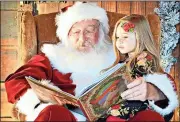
[1,1,179,121]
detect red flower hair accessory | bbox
[121,22,135,32]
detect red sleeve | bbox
[5,53,53,103]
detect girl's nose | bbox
[117,39,123,44]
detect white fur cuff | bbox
[16,89,40,115]
[145,73,178,116]
[26,103,52,121]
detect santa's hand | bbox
[121,77,161,101]
[121,77,147,101]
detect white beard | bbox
[41,42,115,96]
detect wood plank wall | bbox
[1,2,19,81]
[1,1,179,121]
[0,2,32,121]
[37,1,158,15]
[1,2,19,121]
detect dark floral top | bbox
[106,52,156,120]
[130,51,156,79]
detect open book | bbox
[25,63,129,121]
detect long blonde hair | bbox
[111,14,163,73]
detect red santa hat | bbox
[55,2,109,46]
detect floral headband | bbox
[120,22,135,32]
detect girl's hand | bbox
[121,77,163,101]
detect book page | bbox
[78,63,128,121]
[78,63,125,97]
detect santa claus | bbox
[5,2,178,121]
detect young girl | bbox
[103,14,178,122]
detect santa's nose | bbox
[78,33,86,46]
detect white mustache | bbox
[77,40,100,53]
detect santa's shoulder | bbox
[27,53,51,65]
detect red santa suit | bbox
[5,2,178,121]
